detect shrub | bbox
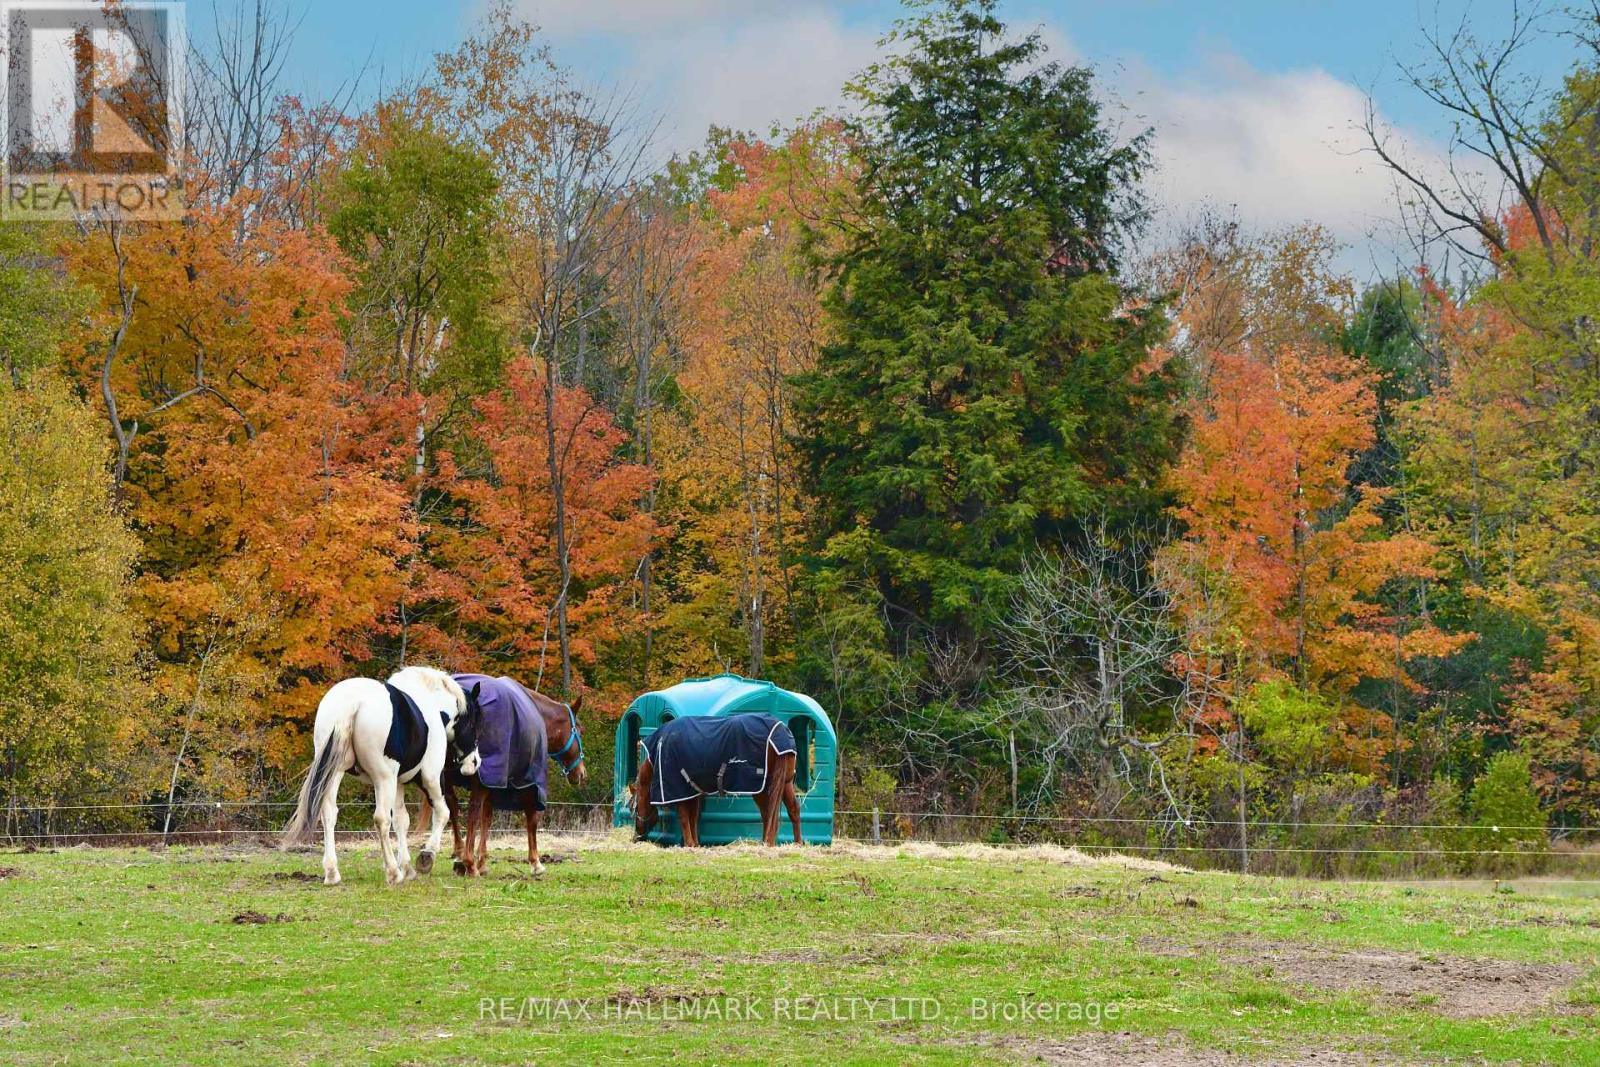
[1468,750,1548,874]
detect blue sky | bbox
[190,1,1580,274]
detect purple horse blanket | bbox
[452,673,548,811]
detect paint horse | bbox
[281,666,484,885]
[630,713,801,847]
[422,674,587,877]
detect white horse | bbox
[281,666,484,885]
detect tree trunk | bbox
[101,239,137,487]
[542,332,573,693]
[737,397,764,676]
[163,647,212,844]
[633,311,657,689]
[1237,719,1249,874]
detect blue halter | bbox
[549,702,584,773]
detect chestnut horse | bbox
[422,678,586,877]
[629,715,802,847]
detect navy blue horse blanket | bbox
[644,714,796,806]
[451,673,548,811]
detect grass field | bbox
[2,835,1598,1065]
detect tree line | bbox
[1,0,1593,873]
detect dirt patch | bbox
[1254,946,1580,1018]
[716,947,882,966]
[607,945,884,968]
[960,1031,1397,1065]
[265,871,319,883]
[1147,936,1583,1019]
[841,870,876,896]
[608,986,726,1009]
[1519,913,1600,930]
[0,866,21,879]
[229,910,294,925]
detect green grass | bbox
[1,836,1598,1065]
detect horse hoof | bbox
[323,871,341,886]
[416,851,434,875]
[452,858,468,876]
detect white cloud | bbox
[491,1,876,155]
[634,11,880,149]
[501,3,1445,273]
[1118,55,1445,273]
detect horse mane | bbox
[390,665,467,715]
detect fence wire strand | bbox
[2,797,1596,861]
[5,799,1594,835]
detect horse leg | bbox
[783,762,803,844]
[319,764,347,886]
[470,787,492,877]
[417,773,448,876]
[443,784,467,874]
[523,793,544,877]
[462,788,481,876]
[755,748,779,846]
[372,773,403,885]
[759,786,779,847]
[679,796,701,847]
[392,783,415,881]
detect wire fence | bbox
[7,797,1596,835]
[3,796,1598,878]
[0,797,615,850]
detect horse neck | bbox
[538,702,570,751]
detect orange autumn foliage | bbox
[419,357,656,688]
[650,127,849,678]
[1161,345,1468,770]
[66,204,416,775]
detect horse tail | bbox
[281,716,353,848]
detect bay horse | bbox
[281,666,484,885]
[628,713,802,847]
[420,674,587,877]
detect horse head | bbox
[631,759,657,841]
[550,692,588,788]
[450,682,485,777]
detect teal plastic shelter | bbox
[614,674,836,845]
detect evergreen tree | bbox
[1340,278,1429,491]
[795,0,1183,653]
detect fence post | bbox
[872,806,881,845]
[1009,730,1018,811]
